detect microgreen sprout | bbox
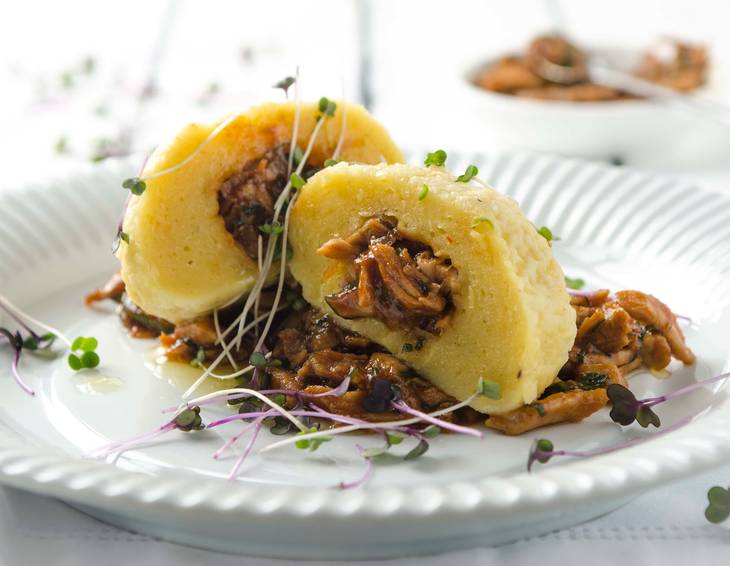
[418,184,429,201]
[318,96,337,117]
[324,158,339,167]
[456,164,478,183]
[527,416,692,472]
[565,276,585,290]
[472,217,493,229]
[122,177,146,196]
[606,372,730,428]
[537,225,558,242]
[273,76,296,97]
[258,221,284,235]
[295,426,332,451]
[290,172,305,190]
[67,336,100,371]
[291,145,304,166]
[424,149,447,167]
[705,486,730,523]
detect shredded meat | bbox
[319,215,459,335]
[85,273,125,305]
[268,305,481,425]
[217,144,316,260]
[475,35,706,101]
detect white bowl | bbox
[461,47,730,167]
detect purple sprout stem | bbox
[10,348,34,396]
[207,408,373,429]
[228,417,266,481]
[391,401,483,438]
[214,409,275,460]
[642,371,730,408]
[529,416,692,471]
[88,420,177,458]
[336,445,374,490]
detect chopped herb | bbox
[477,377,502,399]
[424,149,447,167]
[324,158,339,167]
[290,172,305,190]
[471,217,493,229]
[565,276,585,290]
[119,231,130,244]
[578,372,608,390]
[318,97,337,117]
[122,177,146,196]
[528,402,546,417]
[418,184,429,201]
[456,164,478,183]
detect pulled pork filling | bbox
[85,275,479,426]
[87,275,694,435]
[319,215,459,335]
[486,289,695,435]
[218,144,317,260]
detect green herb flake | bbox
[290,172,305,190]
[705,486,730,524]
[386,432,404,446]
[424,149,447,167]
[119,231,130,244]
[54,136,68,154]
[404,438,429,460]
[536,225,558,242]
[422,425,441,438]
[324,158,339,167]
[477,377,502,399]
[456,164,478,183]
[401,343,414,353]
[292,145,304,166]
[418,184,429,201]
[259,221,284,235]
[528,402,546,417]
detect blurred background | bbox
[3,0,730,187]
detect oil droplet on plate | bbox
[145,346,240,396]
[74,372,124,395]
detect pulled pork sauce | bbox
[475,35,707,101]
[84,275,479,426]
[87,275,694,435]
[319,216,459,335]
[486,289,695,435]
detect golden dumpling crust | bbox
[288,163,576,414]
[118,102,403,323]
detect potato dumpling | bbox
[288,163,576,414]
[118,102,403,323]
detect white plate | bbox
[1,153,730,560]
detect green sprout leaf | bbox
[636,405,661,428]
[318,97,337,117]
[537,225,558,242]
[122,177,146,196]
[418,184,429,201]
[249,351,267,368]
[477,377,502,399]
[80,351,100,369]
[424,149,447,167]
[565,276,585,290]
[295,427,332,451]
[404,439,430,460]
[456,164,478,183]
[290,172,305,190]
[706,486,730,523]
[67,354,82,371]
[324,158,339,167]
[174,406,204,432]
[422,425,441,438]
[119,231,130,244]
[292,145,304,165]
[273,76,295,95]
[386,432,404,446]
[607,383,640,426]
[259,221,284,235]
